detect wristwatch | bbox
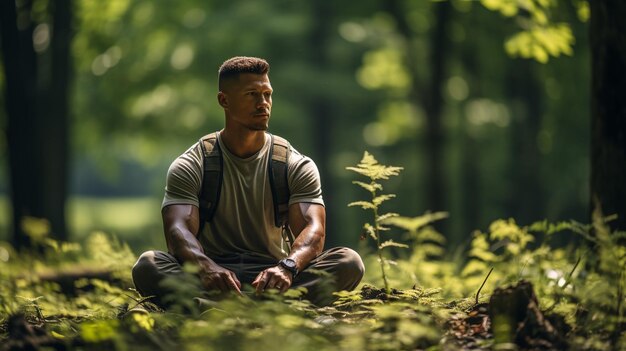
[278,258,298,278]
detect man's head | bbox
[218,56,270,92]
[217,57,273,132]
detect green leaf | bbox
[348,201,376,210]
[132,313,155,332]
[372,194,395,206]
[377,224,391,231]
[377,212,399,223]
[346,151,403,180]
[364,223,377,240]
[468,246,499,262]
[489,219,534,249]
[382,212,448,232]
[461,259,489,277]
[379,240,409,250]
[505,24,574,63]
[80,320,119,343]
[414,228,446,245]
[418,243,445,257]
[352,180,383,193]
[481,0,518,17]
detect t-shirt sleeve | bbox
[161,144,203,209]
[287,151,325,207]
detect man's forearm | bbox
[287,226,324,272]
[166,225,216,271]
[285,203,326,273]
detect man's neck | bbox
[220,128,266,158]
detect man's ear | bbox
[217,92,228,109]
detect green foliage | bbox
[347,151,404,293]
[505,24,574,63]
[481,0,579,63]
[2,215,626,350]
[346,151,404,181]
[3,163,625,350]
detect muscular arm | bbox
[286,202,326,271]
[252,202,325,293]
[162,204,241,293]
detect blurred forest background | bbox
[0,0,617,255]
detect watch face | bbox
[280,259,297,276]
[283,259,296,269]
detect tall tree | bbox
[0,0,72,247]
[307,1,340,246]
[589,0,626,231]
[386,0,452,214]
[506,59,545,225]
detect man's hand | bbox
[251,266,293,294]
[199,263,242,295]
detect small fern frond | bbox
[372,194,395,206]
[346,152,403,180]
[352,181,383,193]
[379,240,409,250]
[348,201,376,210]
[382,212,448,232]
[377,213,399,222]
[364,223,377,240]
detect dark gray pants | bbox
[132,247,364,307]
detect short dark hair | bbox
[218,56,270,90]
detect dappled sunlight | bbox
[357,49,411,91]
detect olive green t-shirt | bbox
[162,132,324,259]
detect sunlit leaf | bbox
[50,331,66,339]
[80,320,119,343]
[377,212,399,223]
[346,151,403,180]
[21,217,50,242]
[372,194,395,206]
[382,212,448,232]
[352,181,383,193]
[348,201,376,210]
[461,259,489,277]
[364,223,377,240]
[505,24,574,63]
[132,313,155,332]
[379,240,409,250]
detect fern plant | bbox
[347,151,404,293]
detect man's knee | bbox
[132,251,157,279]
[333,247,365,290]
[132,251,159,294]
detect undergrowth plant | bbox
[382,213,450,291]
[2,159,625,350]
[347,151,404,293]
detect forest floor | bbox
[1,214,624,350]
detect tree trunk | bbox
[1,0,43,248]
[590,0,626,231]
[506,60,544,226]
[386,0,451,215]
[43,0,72,239]
[0,0,71,248]
[308,1,338,246]
[423,1,451,215]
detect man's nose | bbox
[257,96,270,108]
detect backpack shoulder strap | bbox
[198,132,222,229]
[268,134,290,228]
